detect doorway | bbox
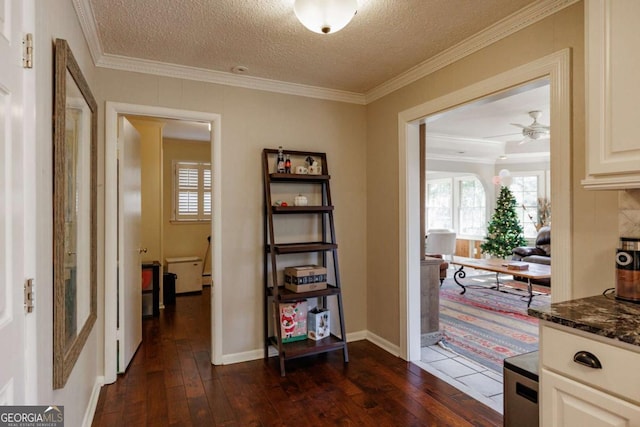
[104,103,222,384]
[398,49,572,363]
[417,79,554,412]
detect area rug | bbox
[438,273,551,373]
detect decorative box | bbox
[284,265,327,293]
[503,261,529,271]
[307,308,330,341]
[275,300,308,343]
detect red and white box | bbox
[275,300,308,343]
[307,308,330,340]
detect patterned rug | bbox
[438,273,551,373]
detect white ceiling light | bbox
[294,0,358,34]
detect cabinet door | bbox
[583,0,640,189]
[541,369,640,427]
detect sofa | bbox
[511,226,550,285]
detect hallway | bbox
[92,289,501,426]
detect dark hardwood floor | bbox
[92,288,502,426]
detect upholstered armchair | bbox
[425,229,457,285]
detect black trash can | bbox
[163,272,176,305]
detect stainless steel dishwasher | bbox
[503,350,539,427]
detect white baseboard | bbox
[221,347,278,365]
[345,330,367,342]
[364,332,401,357]
[220,330,391,365]
[82,376,104,427]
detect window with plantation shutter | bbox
[173,162,212,222]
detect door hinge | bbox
[23,33,33,69]
[24,278,34,313]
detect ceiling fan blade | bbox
[530,124,550,131]
[510,123,527,129]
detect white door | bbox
[0,0,29,403]
[117,116,142,372]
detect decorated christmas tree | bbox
[481,186,527,259]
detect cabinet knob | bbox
[573,351,602,369]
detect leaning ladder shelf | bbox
[262,148,348,376]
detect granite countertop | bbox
[528,294,640,347]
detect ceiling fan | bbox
[487,110,550,143]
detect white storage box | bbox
[307,308,330,340]
[166,256,203,294]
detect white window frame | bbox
[508,170,547,239]
[455,176,486,238]
[172,161,211,223]
[425,174,486,239]
[425,178,453,231]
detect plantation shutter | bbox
[174,162,212,221]
[203,168,212,215]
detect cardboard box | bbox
[307,308,330,340]
[284,265,327,293]
[275,300,308,343]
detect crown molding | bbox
[73,0,576,105]
[96,53,366,104]
[427,151,550,167]
[72,0,103,65]
[364,0,579,104]
[498,152,551,164]
[428,153,497,165]
[427,133,505,148]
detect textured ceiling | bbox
[89,0,537,93]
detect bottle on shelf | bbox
[285,154,292,173]
[276,146,285,173]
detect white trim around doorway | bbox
[398,49,572,361]
[104,102,223,383]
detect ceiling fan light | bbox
[294,0,358,34]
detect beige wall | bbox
[365,2,619,345]
[162,138,211,263]
[93,74,368,355]
[35,1,103,425]
[128,118,164,263]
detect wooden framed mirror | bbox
[53,38,97,389]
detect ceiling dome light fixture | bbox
[294,0,358,34]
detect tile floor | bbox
[414,268,546,415]
[417,341,504,414]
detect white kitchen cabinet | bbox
[539,323,640,426]
[582,0,640,190]
[542,369,640,426]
